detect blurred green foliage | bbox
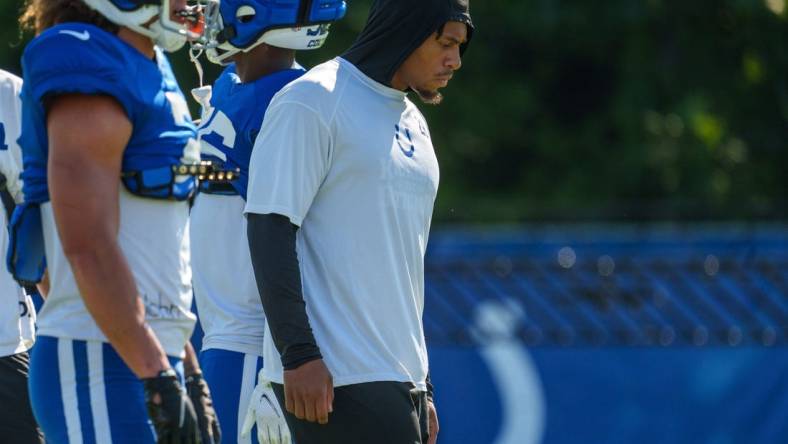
[1,0,786,223]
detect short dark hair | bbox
[436,23,446,39]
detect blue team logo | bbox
[0,122,7,151]
[423,298,546,444]
[395,124,415,158]
[306,24,331,37]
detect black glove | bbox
[143,369,200,444]
[186,373,222,444]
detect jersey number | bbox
[198,109,236,162]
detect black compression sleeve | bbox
[247,213,322,370]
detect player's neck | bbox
[390,69,409,91]
[118,27,156,59]
[234,44,296,83]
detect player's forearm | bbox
[46,94,168,378]
[247,213,322,369]
[183,341,201,377]
[66,242,169,378]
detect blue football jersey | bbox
[11,23,197,358]
[18,23,199,204]
[198,65,304,199]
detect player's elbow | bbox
[59,228,116,270]
[61,239,105,271]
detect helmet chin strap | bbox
[189,44,205,87]
[148,20,188,52]
[206,42,237,66]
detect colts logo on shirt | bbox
[0,122,7,151]
[418,119,429,139]
[395,124,415,158]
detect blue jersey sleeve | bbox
[21,24,137,119]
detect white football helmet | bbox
[80,0,205,52]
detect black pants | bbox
[0,352,43,444]
[272,381,430,444]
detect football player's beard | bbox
[415,88,443,106]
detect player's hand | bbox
[186,373,222,444]
[427,398,439,444]
[143,369,201,444]
[283,359,334,424]
[241,371,291,444]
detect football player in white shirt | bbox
[244,0,473,442]
[0,69,42,444]
[190,1,345,443]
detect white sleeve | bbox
[244,100,332,227]
[0,75,23,204]
[0,150,21,204]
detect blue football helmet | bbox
[204,0,347,65]
[81,0,205,52]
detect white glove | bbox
[241,372,291,444]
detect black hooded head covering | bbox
[341,0,474,87]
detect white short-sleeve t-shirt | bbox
[0,70,36,357]
[245,58,438,389]
[191,193,264,355]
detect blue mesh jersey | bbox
[18,23,199,204]
[198,65,305,199]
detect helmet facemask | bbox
[81,0,206,52]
